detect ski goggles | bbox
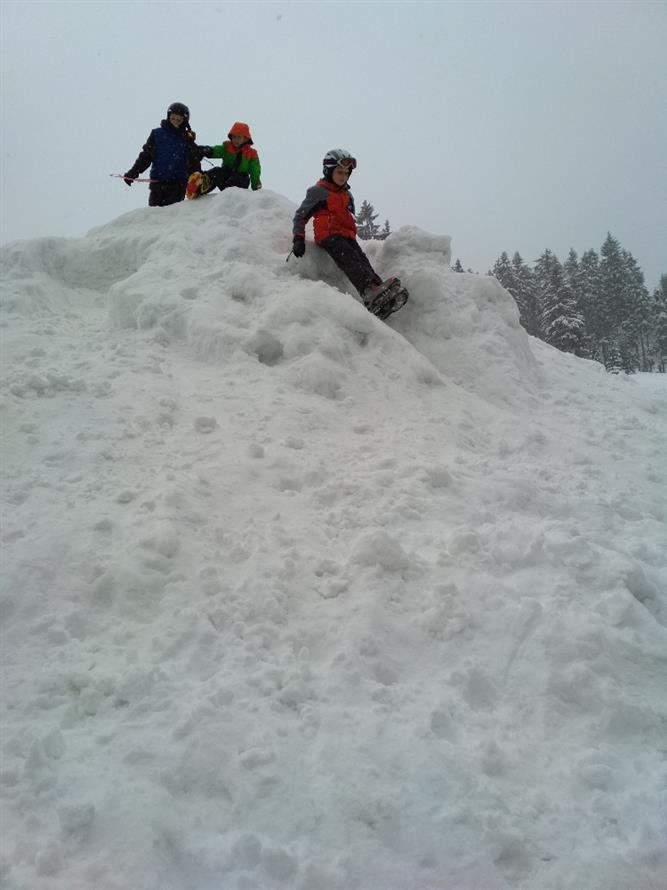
[336,157,357,172]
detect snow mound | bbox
[2,189,539,409]
[1,191,666,890]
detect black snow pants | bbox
[318,235,382,296]
[148,180,188,207]
[201,167,250,194]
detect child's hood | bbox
[228,122,253,144]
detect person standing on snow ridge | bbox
[291,149,388,306]
[186,121,262,198]
[123,102,205,207]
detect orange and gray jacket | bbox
[203,122,261,190]
[293,179,357,244]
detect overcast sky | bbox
[1,0,666,287]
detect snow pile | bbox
[1,191,666,890]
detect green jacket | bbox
[209,141,261,190]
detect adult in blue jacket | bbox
[123,102,206,207]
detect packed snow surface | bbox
[1,190,666,890]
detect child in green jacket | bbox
[187,122,261,199]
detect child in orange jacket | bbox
[292,149,408,319]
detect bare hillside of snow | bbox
[1,191,666,890]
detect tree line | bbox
[358,209,666,373]
[460,234,666,373]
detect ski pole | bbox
[285,250,294,262]
[110,173,159,183]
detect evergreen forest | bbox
[358,200,665,373]
[485,235,666,372]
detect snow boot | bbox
[363,277,409,320]
[186,172,203,200]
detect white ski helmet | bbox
[322,149,357,181]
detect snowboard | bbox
[365,277,409,321]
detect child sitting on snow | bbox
[187,122,262,198]
[291,149,407,318]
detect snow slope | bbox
[1,190,666,890]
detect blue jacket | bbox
[128,120,200,183]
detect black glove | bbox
[198,146,214,159]
[292,237,305,258]
[123,171,136,186]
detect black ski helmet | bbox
[322,148,357,182]
[167,102,190,121]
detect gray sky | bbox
[2,0,666,287]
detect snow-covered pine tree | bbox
[578,248,602,359]
[355,200,380,240]
[452,259,464,272]
[535,249,585,356]
[491,251,517,291]
[651,275,667,372]
[598,232,627,368]
[620,251,651,371]
[512,252,542,338]
[563,248,594,358]
[491,252,541,337]
[604,341,624,374]
[377,220,391,241]
[563,248,581,301]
